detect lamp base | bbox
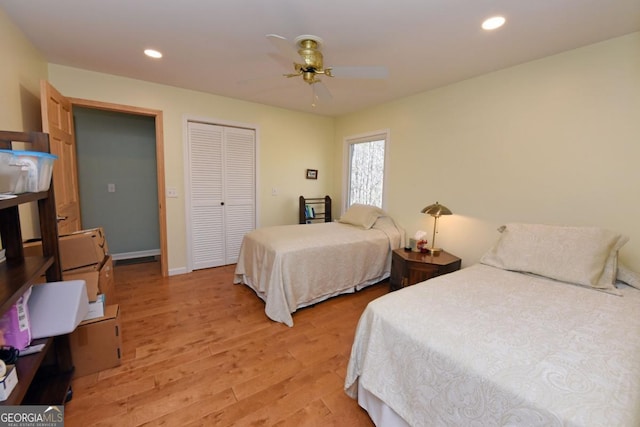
[427,247,443,255]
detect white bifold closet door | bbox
[187,121,255,270]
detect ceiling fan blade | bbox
[329,65,389,79]
[266,34,299,63]
[309,81,332,107]
[313,80,332,101]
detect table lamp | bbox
[421,201,452,254]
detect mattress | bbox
[345,264,640,426]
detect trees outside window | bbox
[345,131,389,210]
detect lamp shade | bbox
[421,202,452,217]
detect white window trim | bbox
[341,129,390,215]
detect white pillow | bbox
[338,204,386,229]
[617,263,640,290]
[480,223,628,293]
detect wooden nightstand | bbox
[390,248,461,291]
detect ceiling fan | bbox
[266,34,388,106]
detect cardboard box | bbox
[84,294,105,321]
[24,227,109,271]
[60,227,109,270]
[64,255,115,303]
[98,256,115,304]
[62,269,98,302]
[0,365,18,402]
[70,304,121,377]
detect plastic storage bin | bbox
[0,151,26,194]
[28,280,89,339]
[0,149,57,193]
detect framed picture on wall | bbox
[306,169,318,179]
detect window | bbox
[344,130,389,210]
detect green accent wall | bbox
[73,107,159,257]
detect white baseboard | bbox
[111,249,161,261]
[169,267,188,276]
[111,249,188,276]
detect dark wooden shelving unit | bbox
[299,195,332,224]
[0,131,73,405]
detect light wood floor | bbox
[64,261,387,426]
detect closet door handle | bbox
[220,202,225,206]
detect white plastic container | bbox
[27,280,89,339]
[0,150,58,193]
[0,365,18,402]
[0,150,26,194]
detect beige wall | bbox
[335,32,640,271]
[0,9,49,239]
[0,9,47,132]
[46,65,334,274]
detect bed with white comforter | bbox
[345,223,640,426]
[234,205,403,326]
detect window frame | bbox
[342,129,390,214]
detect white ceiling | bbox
[2,1,639,117]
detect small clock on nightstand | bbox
[389,248,461,291]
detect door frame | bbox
[69,97,169,277]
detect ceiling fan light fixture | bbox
[265,33,386,108]
[144,49,163,59]
[482,16,506,30]
[303,71,317,84]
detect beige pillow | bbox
[338,204,386,229]
[617,263,640,290]
[480,223,628,293]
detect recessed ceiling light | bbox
[144,49,163,59]
[482,16,506,31]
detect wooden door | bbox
[41,80,82,234]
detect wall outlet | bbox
[166,187,178,198]
[107,183,116,193]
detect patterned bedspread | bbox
[345,264,640,426]
[234,217,402,326]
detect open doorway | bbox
[74,107,160,264]
[69,98,168,276]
